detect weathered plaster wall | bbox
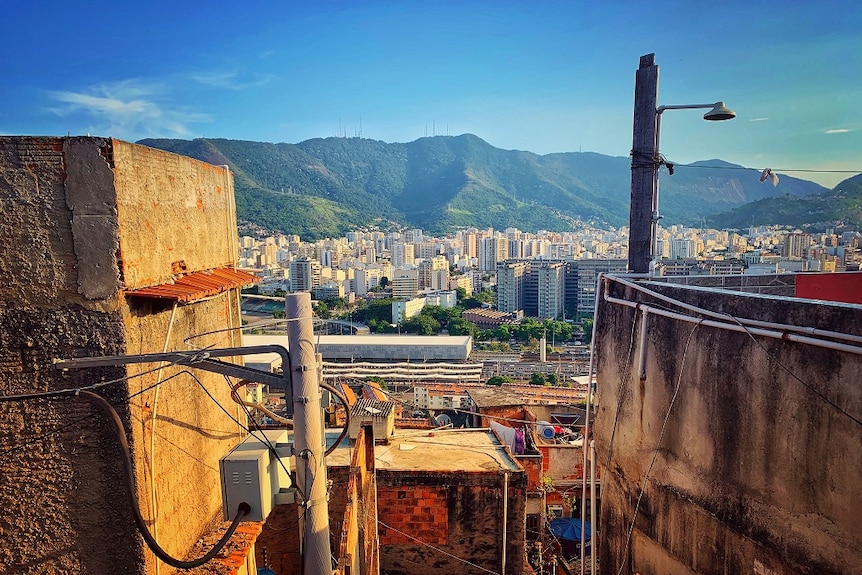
[0,137,247,574]
[0,137,138,573]
[123,292,246,574]
[376,470,527,575]
[111,140,238,289]
[594,280,862,575]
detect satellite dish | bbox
[435,413,452,427]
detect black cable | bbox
[77,390,250,569]
[223,377,306,503]
[318,380,351,456]
[1,370,196,458]
[726,313,862,428]
[0,361,173,403]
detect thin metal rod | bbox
[657,103,719,113]
[54,346,289,389]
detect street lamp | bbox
[651,101,736,266]
[628,54,736,274]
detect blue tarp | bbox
[550,518,591,542]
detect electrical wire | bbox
[615,319,703,575]
[230,380,294,426]
[725,313,862,428]
[318,380,351,457]
[1,369,196,458]
[603,307,640,475]
[77,389,250,569]
[0,361,175,403]
[202,374,305,503]
[378,520,501,575]
[677,164,862,175]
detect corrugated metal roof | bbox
[125,267,260,302]
[351,398,396,418]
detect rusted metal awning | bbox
[125,267,260,303]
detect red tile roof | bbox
[125,267,260,302]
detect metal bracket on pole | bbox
[53,345,293,404]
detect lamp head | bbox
[703,102,736,121]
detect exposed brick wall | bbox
[376,470,527,575]
[254,502,302,575]
[378,486,449,545]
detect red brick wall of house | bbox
[377,486,449,546]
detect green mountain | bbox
[137,135,829,239]
[705,173,862,231]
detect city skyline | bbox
[2,1,860,187]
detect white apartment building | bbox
[391,269,419,299]
[496,261,527,313]
[392,242,415,268]
[289,257,322,292]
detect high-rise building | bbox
[783,233,813,259]
[479,236,508,272]
[535,262,566,319]
[289,257,322,292]
[418,256,449,291]
[391,269,419,299]
[392,242,415,268]
[571,259,628,318]
[496,261,528,313]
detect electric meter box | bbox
[219,430,294,522]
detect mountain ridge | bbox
[137,134,839,239]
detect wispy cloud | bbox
[191,69,276,90]
[47,79,210,139]
[748,117,769,122]
[824,128,851,134]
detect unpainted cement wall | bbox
[594,280,862,575]
[0,137,246,575]
[112,140,238,289]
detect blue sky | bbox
[1,1,859,187]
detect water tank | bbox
[537,421,555,440]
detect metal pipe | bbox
[608,274,862,345]
[637,307,649,381]
[605,294,862,356]
[502,471,509,575]
[590,439,597,575]
[580,272,604,574]
[285,293,332,575]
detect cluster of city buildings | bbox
[240,224,861,323]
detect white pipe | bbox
[637,308,649,381]
[502,471,509,575]
[608,274,862,345]
[580,272,604,574]
[605,294,862,356]
[149,300,178,575]
[590,439,597,575]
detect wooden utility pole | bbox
[285,293,332,575]
[628,54,659,273]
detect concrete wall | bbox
[0,137,246,574]
[376,470,527,575]
[594,279,862,575]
